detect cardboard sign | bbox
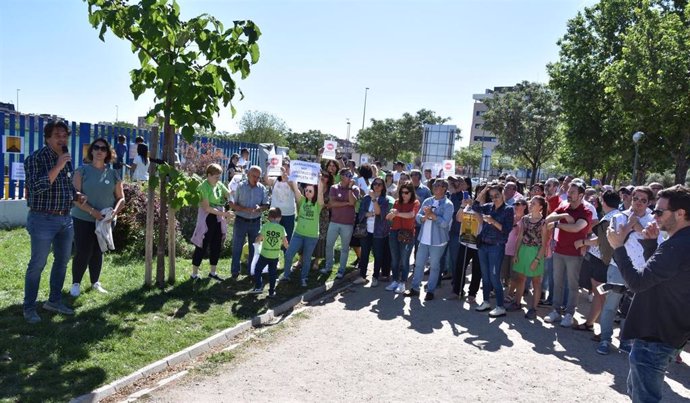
[11,162,25,181]
[289,160,321,185]
[322,140,337,160]
[267,154,283,177]
[443,160,455,178]
[460,211,481,247]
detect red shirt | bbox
[391,200,420,232]
[547,195,563,214]
[554,203,592,256]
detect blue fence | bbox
[0,112,262,200]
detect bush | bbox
[113,183,189,257]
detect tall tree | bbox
[285,129,337,156]
[454,143,482,177]
[234,110,288,145]
[481,82,561,185]
[86,0,260,286]
[356,109,457,163]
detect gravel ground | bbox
[143,280,690,403]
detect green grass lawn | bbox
[0,228,356,403]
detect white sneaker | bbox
[544,310,561,323]
[395,283,406,294]
[560,313,574,327]
[475,301,492,312]
[92,282,108,293]
[385,281,399,291]
[489,306,507,318]
[70,283,80,297]
[353,277,366,285]
[370,278,379,287]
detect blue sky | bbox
[0,0,595,147]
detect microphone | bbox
[61,145,72,170]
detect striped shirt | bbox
[25,146,75,211]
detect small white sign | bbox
[289,160,321,185]
[267,154,283,177]
[360,154,370,165]
[322,140,337,160]
[11,162,25,181]
[128,143,138,160]
[442,160,455,178]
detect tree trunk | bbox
[144,127,159,286]
[530,163,538,186]
[673,131,690,185]
[156,123,169,288]
[165,124,177,284]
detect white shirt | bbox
[366,200,376,233]
[623,209,663,271]
[270,180,296,216]
[420,199,440,246]
[132,155,149,181]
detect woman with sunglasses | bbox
[471,184,514,317]
[69,138,125,297]
[385,182,420,293]
[353,177,393,286]
[280,176,326,287]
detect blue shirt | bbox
[415,196,455,245]
[472,201,514,245]
[449,191,464,235]
[115,143,127,163]
[25,146,75,212]
[234,180,268,219]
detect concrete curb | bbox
[70,270,359,403]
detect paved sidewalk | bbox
[144,280,690,402]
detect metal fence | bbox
[1,112,262,200]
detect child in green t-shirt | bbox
[250,208,288,297]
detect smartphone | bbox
[610,214,627,231]
[596,283,627,295]
[463,191,470,200]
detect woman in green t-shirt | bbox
[190,163,233,280]
[279,176,326,287]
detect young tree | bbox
[86,0,261,286]
[285,129,337,156]
[234,110,288,145]
[481,82,561,185]
[454,143,482,177]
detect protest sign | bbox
[11,162,25,181]
[289,160,320,185]
[442,160,455,178]
[267,154,283,177]
[460,211,481,247]
[322,140,337,160]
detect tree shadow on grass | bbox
[0,260,353,402]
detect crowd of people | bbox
[22,122,689,402]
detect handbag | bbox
[397,229,414,244]
[353,216,368,238]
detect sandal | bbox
[573,322,594,332]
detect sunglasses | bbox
[652,208,671,217]
[92,144,108,152]
[401,190,411,195]
[632,196,648,204]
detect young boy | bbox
[250,208,288,297]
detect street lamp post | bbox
[16,89,20,113]
[346,118,351,158]
[115,105,119,122]
[361,87,369,131]
[632,131,644,185]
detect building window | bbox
[475,111,481,116]
[474,123,481,129]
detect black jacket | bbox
[613,226,690,349]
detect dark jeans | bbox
[478,243,505,306]
[253,255,278,293]
[389,230,414,283]
[380,235,391,278]
[72,217,104,285]
[628,339,679,403]
[231,217,261,276]
[454,243,480,296]
[358,233,387,279]
[192,213,223,266]
[280,214,295,249]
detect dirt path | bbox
[143,280,690,402]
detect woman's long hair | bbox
[137,143,149,165]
